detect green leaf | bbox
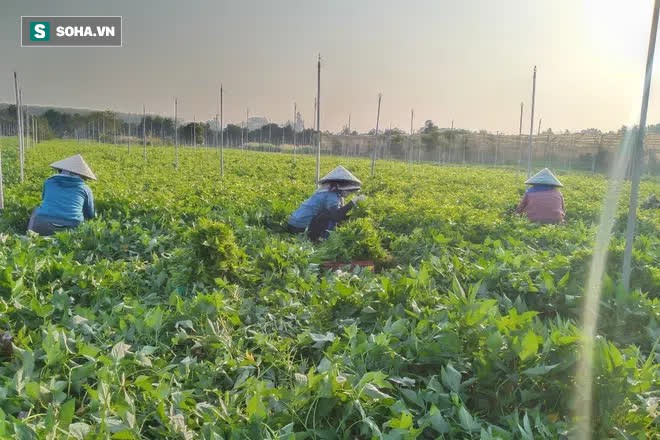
[441,364,461,393]
[542,272,555,292]
[13,422,36,440]
[428,405,449,433]
[558,271,570,288]
[60,399,76,429]
[518,412,534,440]
[458,406,480,432]
[25,381,41,401]
[388,411,413,429]
[246,394,266,419]
[522,364,559,376]
[20,350,35,378]
[111,430,137,439]
[309,332,335,347]
[518,330,539,361]
[69,422,91,440]
[144,307,164,330]
[480,428,493,440]
[110,342,132,362]
[486,332,503,352]
[359,371,391,389]
[0,408,6,437]
[361,416,382,438]
[389,376,416,387]
[317,357,332,373]
[174,320,194,331]
[362,383,393,400]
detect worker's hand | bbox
[353,195,367,204]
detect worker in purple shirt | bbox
[28,154,97,236]
[516,168,566,224]
[288,165,366,242]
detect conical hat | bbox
[317,182,361,192]
[525,168,563,187]
[318,165,361,185]
[49,154,97,180]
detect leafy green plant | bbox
[0,137,656,438]
[188,218,247,284]
[315,217,390,263]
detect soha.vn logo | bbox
[30,21,50,41]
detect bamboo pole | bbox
[370,93,382,176]
[0,139,4,209]
[527,66,537,177]
[220,86,224,177]
[519,102,524,166]
[293,102,297,160]
[316,54,321,183]
[409,109,414,164]
[143,105,147,160]
[450,120,454,163]
[25,99,30,151]
[14,73,24,183]
[623,0,660,289]
[175,98,179,169]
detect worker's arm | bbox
[515,194,528,213]
[83,186,95,219]
[324,193,355,221]
[326,203,354,221]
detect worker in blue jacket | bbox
[28,154,97,236]
[288,165,366,242]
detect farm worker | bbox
[287,165,366,242]
[27,154,97,236]
[516,168,565,224]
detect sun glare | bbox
[584,0,654,61]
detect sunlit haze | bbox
[0,0,657,133]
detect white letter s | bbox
[35,24,45,39]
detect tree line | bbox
[0,107,323,146]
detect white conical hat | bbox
[318,165,361,185]
[49,154,97,180]
[525,168,563,187]
[316,182,361,192]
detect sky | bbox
[0,0,658,134]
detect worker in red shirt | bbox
[516,168,565,224]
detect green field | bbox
[0,138,657,439]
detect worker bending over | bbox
[28,154,97,236]
[516,168,565,224]
[288,165,366,241]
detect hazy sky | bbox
[0,0,657,133]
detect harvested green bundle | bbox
[316,217,389,263]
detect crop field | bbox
[0,138,658,439]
